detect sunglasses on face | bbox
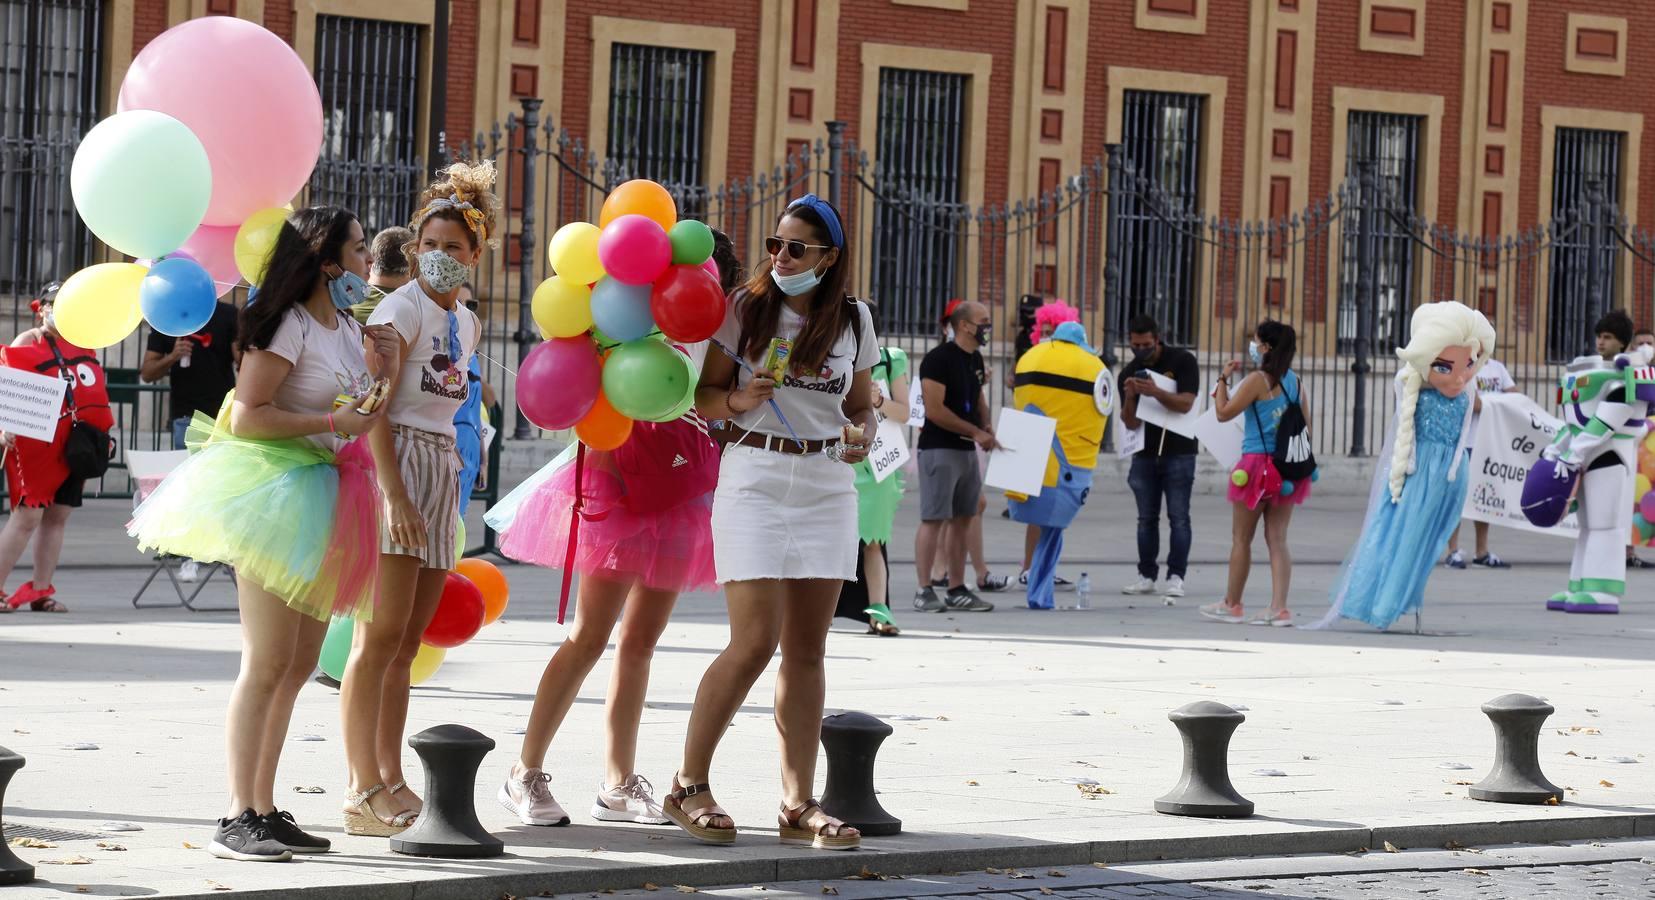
[766,236,833,260]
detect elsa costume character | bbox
[1310,302,1496,632]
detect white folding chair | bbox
[127,449,235,611]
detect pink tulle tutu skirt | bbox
[1228,452,1311,510]
[497,450,716,594]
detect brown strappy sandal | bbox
[662,775,736,845]
[778,799,860,851]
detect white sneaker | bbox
[1162,576,1186,600]
[1121,577,1157,595]
[178,560,201,583]
[498,766,570,826]
[591,773,670,825]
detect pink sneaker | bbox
[1249,609,1293,627]
[1198,601,1245,623]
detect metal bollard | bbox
[1153,701,1254,818]
[1468,693,1563,805]
[819,712,901,836]
[389,725,504,857]
[0,746,33,885]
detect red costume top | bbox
[3,333,115,508]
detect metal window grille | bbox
[0,0,101,303]
[1548,127,1622,361]
[309,15,425,234]
[1115,90,1203,345]
[607,43,710,191]
[1338,110,1421,352]
[871,67,966,336]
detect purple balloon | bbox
[517,338,601,430]
[1641,490,1655,523]
[597,214,671,285]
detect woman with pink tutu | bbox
[482,232,739,827]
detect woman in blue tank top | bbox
[1200,320,1310,627]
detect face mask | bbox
[944,325,955,342]
[1131,346,1154,363]
[419,250,470,295]
[770,265,821,297]
[327,269,369,310]
[1248,341,1262,366]
[974,323,992,344]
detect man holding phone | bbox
[1116,314,1200,600]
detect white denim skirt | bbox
[711,444,858,583]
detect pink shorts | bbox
[1228,453,1311,510]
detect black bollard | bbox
[819,712,901,836]
[1154,701,1254,818]
[0,746,33,885]
[1468,693,1563,804]
[389,725,504,858]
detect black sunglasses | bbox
[766,236,833,260]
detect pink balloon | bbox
[517,338,601,430]
[175,224,242,298]
[119,18,322,226]
[597,214,671,286]
[1641,490,1655,523]
[700,257,722,283]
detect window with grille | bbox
[310,15,426,234]
[870,67,967,336]
[1338,111,1422,352]
[0,0,102,299]
[607,44,710,190]
[1114,90,1204,345]
[1547,127,1623,361]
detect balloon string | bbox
[475,350,519,377]
[709,339,804,450]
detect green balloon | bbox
[603,338,690,420]
[319,616,355,681]
[668,219,715,266]
[643,347,699,422]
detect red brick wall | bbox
[132,0,168,54]
[264,0,294,44]
[448,0,480,150]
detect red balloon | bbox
[651,264,727,343]
[518,337,601,430]
[423,573,486,648]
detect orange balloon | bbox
[576,391,634,451]
[599,179,677,231]
[455,558,510,625]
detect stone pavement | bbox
[1,488,1653,899]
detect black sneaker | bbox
[208,809,293,862]
[264,809,331,854]
[944,585,994,612]
[913,586,945,612]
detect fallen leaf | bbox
[1039,889,1054,896]
[1076,783,1113,797]
[850,866,886,881]
[292,785,325,794]
[1046,870,1067,877]
[1545,796,1561,805]
[675,887,698,894]
[9,837,55,848]
[1009,870,1035,880]
[936,715,950,721]
[1452,780,1474,786]
[820,888,837,896]
[1382,841,1401,853]
[1092,863,1109,869]
[1463,868,1489,877]
[206,881,231,892]
[95,842,126,852]
[38,856,93,866]
[74,888,89,894]
[1600,779,1616,788]
[182,841,200,849]
[1566,750,1580,757]
[985,868,1005,875]
[1445,840,1465,850]
[965,779,979,786]
[643,884,658,892]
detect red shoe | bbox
[11,583,64,612]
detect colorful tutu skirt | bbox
[492,447,716,594]
[127,412,381,622]
[1227,453,1311,510]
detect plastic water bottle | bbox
[1076,572,1091,609]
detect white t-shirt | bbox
[261,307,373,451]
[711,295,879,440]
[1468,358,1516,446]
[367,280,480,438]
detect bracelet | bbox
[873,393,885,409]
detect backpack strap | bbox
[43,335,79,422]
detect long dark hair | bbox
[709,228,742,295]
[238,206,360,353]
[1256,319,1296,388]
[734,200,854,374]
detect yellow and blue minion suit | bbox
[1008,322,1110,610]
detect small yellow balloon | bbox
[53,262,147,349]
[532,275,594,338]
[547,222,605,284]
[234,206,289,286]
[1637,474,1652,499]
[410,642,447,687]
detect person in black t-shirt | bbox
[142,300,240,450]
[1117,314,1200,600]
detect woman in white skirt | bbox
[662,195,876,851]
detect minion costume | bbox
[1008,322,1111,610]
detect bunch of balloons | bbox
[317,557,511,686]
[518,180,727,447]
[59,17,321,348]
[1633,421,1655,547]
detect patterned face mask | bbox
[419,249,470,294]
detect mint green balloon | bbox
[603,338,690,420]
[71,109,212,259]
[644,346,700,422]
[318,616,355,681]
[668,220,715,265]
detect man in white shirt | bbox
[1445,357,1520,569]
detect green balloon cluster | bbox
[601,337,697,422]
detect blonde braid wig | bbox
[1386,301,1497,503]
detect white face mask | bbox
[770,266,821,297]
[419,249,470,294]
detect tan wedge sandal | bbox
[343,783,416,837]
[662,775,736,845]
[778,800,860,851]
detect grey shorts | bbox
[919,448,982,522]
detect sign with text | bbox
[906,377,926,429]
[0,366,66,442]
[1462,393,1579,539]
[984,408,1058,496]
[868,419,910,483]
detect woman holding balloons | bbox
[340,161,492,837]
[660,195,875,851]
[128,206,395,861]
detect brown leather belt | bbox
[716,427,837,455]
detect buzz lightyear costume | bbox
[1521,347,1655,614]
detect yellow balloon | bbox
[410,642,447,687]
[1638,474,1652,499]
[53,262,147,349]
[547,222,605,284]
[532,275,594,338]
[234,206,290,286]
[1645,429,1655,455]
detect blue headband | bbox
[786,194,844,249]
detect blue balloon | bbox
[590,277,656,343]
[140,257,217,336]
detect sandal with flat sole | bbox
[343,783,416,836]
[778,799,860,851]
[662,776,735,845]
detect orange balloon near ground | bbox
[455,558,510,625]
[576,391,635,451]
[599,179,677,231]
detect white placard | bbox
[983,408,1058,497]
[906,377,926,428]
[1114,412,1143,459]
[479,420,497,452]
[1462,393,1579,538]
[0,366,67,442]
[1132,370,1204,438]
[867,419,910,483]
[1194,408,1245,471]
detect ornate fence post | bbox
[1101,143,1123,368]
[513,98,543,440]
[1583,178,1608,356]
[1350,160,1379,457]
[825,121,847,211]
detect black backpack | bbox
[1253,374,1315,482]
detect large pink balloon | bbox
[175,224,242,298]
[517,338,601,430]
[119,18,322,226]
[597,215,671,286]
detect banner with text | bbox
[1462,393,1578,539]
